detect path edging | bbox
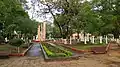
[9,44,33,56]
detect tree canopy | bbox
[38,0,120,38]
[0,0,38,40]
[1,0,120,39]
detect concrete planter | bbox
[40,43,49,60]
[62,45,90,53]
[40,43,82,61]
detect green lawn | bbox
[0,44,28,53]
[69,43,106,50]
[0,44,10,51]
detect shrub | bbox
[64,50,72,56]
[43,46,54,56]
[55,53,67,57]
[42,43,73,57]
[20,44,28,48]
[43,45,68,57]
[9,38,24,47]
[9,38,24,53]
[0,35,4,44]
[53,45,73,56]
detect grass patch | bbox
[0,44,9,51]
[42,43,73,58]
[0,47,9,51]
[0,44,28,53]
[69,43,106,50]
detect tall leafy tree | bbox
[0,0,38,39]
[39,0,92,38]
[91,0,120,38]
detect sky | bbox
[24,0,91,23]
[24,0,54,23]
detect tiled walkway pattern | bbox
[0,56,108,67]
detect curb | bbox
[62,45,90,53]
[9,45,33,56]
[22,45,33,56]
[41,43,82,61]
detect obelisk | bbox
[37,24,41,41]
[42,22,46,41]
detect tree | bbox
[70,1,92,38]
[9,38,24,53]
[0,0,38,40]
[22,0,120,39]
[38,0,92,38]
[90,0,120,38]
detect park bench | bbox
[91,43,111,54]
[0,51,9,59]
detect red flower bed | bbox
[9,53,24,56]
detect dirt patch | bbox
[1,47,120,67]
[105,61,120,67]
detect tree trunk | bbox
[10,48,12,54]
[47,4,63,37]
[17,47,20,53]
[77,32,79,39]
[77,32,79,42]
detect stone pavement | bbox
[0,56,108,67]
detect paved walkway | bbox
[0,56,108,67]
[26,43,42,57]
[1,44,120,67]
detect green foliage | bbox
[42,43,72,57]
[52,26,61,38]
[42,0,120,38]
[9,38,24,47]
[52,45,73,56]
[0,35,4,40]
[0,0,38,39]
[0,35,4,44]
[63,50,72,56]
[43,45,67,57]
[55,53,67,57]
[44,0,97,38]
[89,0,120,37]
[43,45,54,56]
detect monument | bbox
[37,24,41,41]
[37,22,46,42]
[42,22,46,41]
